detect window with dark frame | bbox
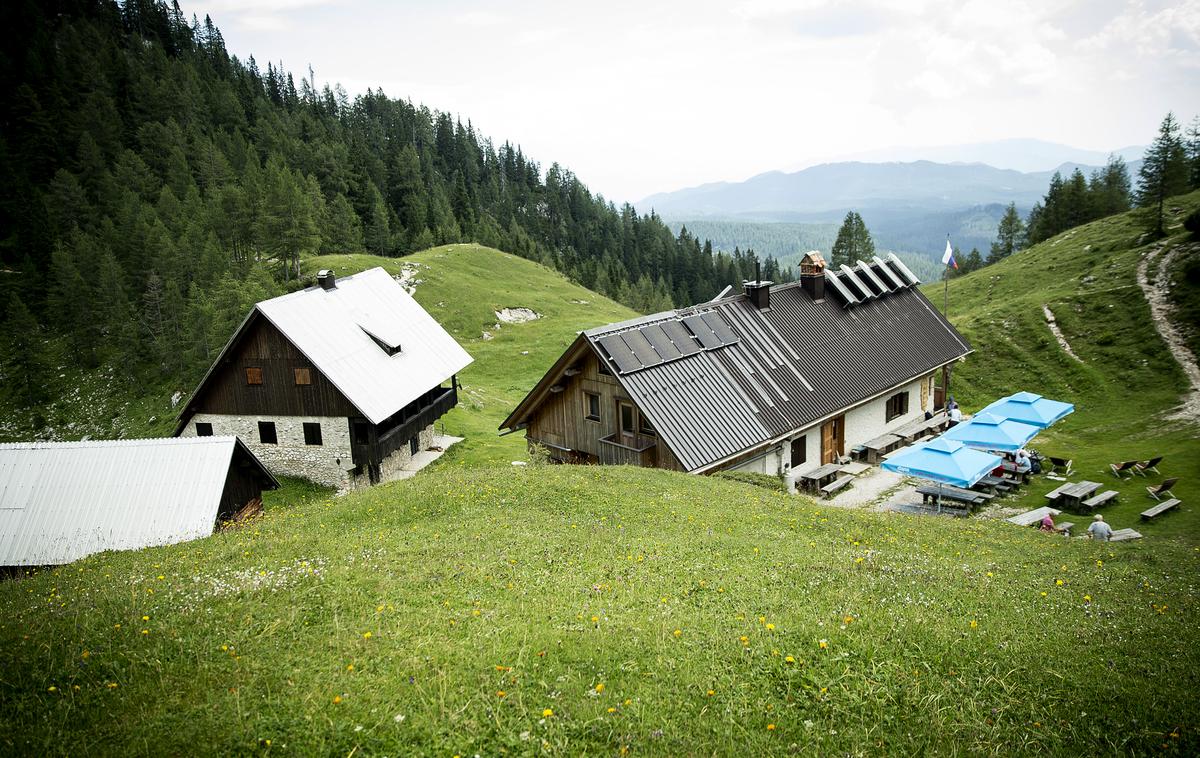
[303,422,322,446]
[885,391,910,422]
[584,392,601,421]
[638,413,656,437]
[790,435,806,468]
[245,367,263,385]
[195,422,213,437]
[294,367,312,385]
[258,420,277,444]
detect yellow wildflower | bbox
[595,683,605,693]
[767,723,776,731]
[332,695,342,704]
[818,639,828,649]
[497,690,506,698]
[362,631,372,639]
[542,708,554,717]
[785,656,795,664]
[673,629,682,637]
[766,623,775,631]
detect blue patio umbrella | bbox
[940,411,1041,452]
[882,438,1003,511]
[979,391,1074,428]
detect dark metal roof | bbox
[575,273,971,471]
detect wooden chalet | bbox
[501,252,972,476]
[174,268,472,489]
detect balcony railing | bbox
[353,385,458,464]
[598,432,657,467]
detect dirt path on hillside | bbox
[1136,241,1200,424]
[1041,304,1083,363]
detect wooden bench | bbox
[1007,506,1061,527]
[1110,528,1143,542]
[1044,484,1069,502]
[1141,499,1180,521]
[917,485,986,507]
[1055,522,1075,536]
[1081,490,1118,511]
[821,476,854,499]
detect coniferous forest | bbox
[0,0,790,398]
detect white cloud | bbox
[184,0,1200,202]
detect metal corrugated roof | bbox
[580,279,971,472]
[254,268,473,425]
[0,437,266,566]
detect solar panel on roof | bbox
[855,260,891,294]
[824,270,859,305]
[887,253,921,285]
[839,265,876,299]
[660,320,702,355]
[640,324,684,361]
[701,311,739,345]
[621,329,663,368]
[872,255,907,290]
[598,334,642,374]
[683,315,723,349]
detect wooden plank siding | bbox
[184,315,359,421]
[526,349,684,472]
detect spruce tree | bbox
[1136,112,1190,236]
[829,211,875,268]
[2,294,49,408]
[989,203,1025,264]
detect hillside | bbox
[1,465,1196,755]
[925,190,1200,539]
[3,200,1200,753]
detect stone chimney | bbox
[799,251,825,300]
[742,262,773,310]
[317,269,336,290]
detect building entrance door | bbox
[821,415,844,464]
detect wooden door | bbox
[821,415,844,464]
[617,400,637,446]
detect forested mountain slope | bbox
[0,0,790,431]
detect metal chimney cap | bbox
[317,270,337,290]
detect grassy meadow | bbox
[2,466,1197,755]
[2,201,1200,755]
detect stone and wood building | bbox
[500,252,971,477]
[174,268,472,489]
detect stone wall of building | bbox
[180,413,355,489]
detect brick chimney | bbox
[799,251,825,300]
[742,262,773,310]
[317,269,336,290]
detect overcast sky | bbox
[187,0,1199,204]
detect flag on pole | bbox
[942,239,958,270]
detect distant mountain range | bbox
[826,139,1145,174]
[641,144,1144,262]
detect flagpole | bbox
[943,233,950,317]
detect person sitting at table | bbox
[1039,513,1057,532]
[1014,448,1032,474]
[948,406,963,427]
[1087,513,1114,541]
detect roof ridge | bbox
[0,436,239,449]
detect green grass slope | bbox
[2,465,1197,755]
[929,192,1200,542]
[305,245,638,467]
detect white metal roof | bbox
[256,267,473,425]
[0,437,254,566]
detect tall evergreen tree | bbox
[1135,112,1190,236]
[1,294,49,408]
[989,203,1025,264]
[829,211,874,268]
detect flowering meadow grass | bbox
[1,465,1197,755]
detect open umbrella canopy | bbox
[882,438,1004,488]
[940,411,1041,452]
[979,391,1074,428]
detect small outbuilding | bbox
[0,436,277,567]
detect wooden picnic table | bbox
[862,433,902,463]
[895,412,949,443]
[1007,506,1061,526]
[798,462,843,492]
[1054,480,1102,510]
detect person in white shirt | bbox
[1087,513,1114,541]
[1014,448,1032,473]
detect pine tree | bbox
[989,203,1025,264]
[962,248,984,274]
[829,211,875,268]
[1185,115,1200,190]
[1136,112,1190,236]
[1089,155,1132,217]
[1,294,49,408]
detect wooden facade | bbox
[525,345,685,472]
[183,314,358,420]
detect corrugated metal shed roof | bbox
[568,275,971,472]
[0,437,270,566]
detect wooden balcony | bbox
[598,433,657,467]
